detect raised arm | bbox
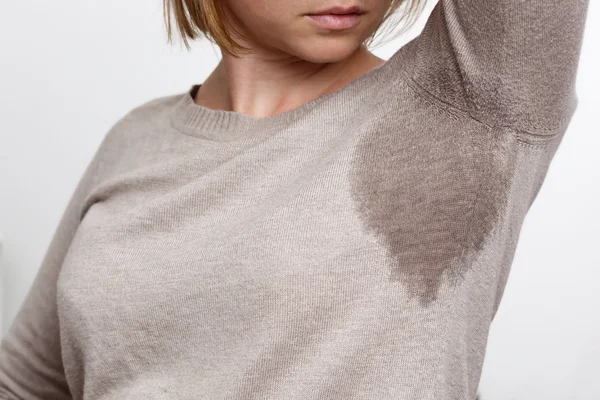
[0,136,108,399]
[399,0,590,139]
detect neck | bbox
[194,44,385,118]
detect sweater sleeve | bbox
[399,0,589,138]
[0,136,108,399]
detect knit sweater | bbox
[0,0,590,399]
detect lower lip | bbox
[305,13,362,30]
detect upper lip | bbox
[307,5,365,15]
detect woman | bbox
[0,0,589,399]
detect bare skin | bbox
[193,1,390,118]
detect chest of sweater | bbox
[54,85,516,396]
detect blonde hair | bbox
[163,0,425,57]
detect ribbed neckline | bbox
[169,47,408,143]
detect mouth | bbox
[306,5,365,16]
[305,5,365,30]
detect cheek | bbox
[236,0,292,24]
[229,0,293,39]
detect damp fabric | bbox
[0,0,590,399]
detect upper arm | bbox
[0,135,110,399]
[0,95,163,399]
[400,0,590,138]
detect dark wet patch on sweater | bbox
[349,97,514,307]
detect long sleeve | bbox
[0,137,108,399]
[399,0,590,139]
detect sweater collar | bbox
[168,50,404,144]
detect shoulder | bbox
[108,91,185,139]
[90,89,189,181]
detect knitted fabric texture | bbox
[0,0,589,399]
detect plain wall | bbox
[1,1,598,399]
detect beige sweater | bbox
[0,0,590,399]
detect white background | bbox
[0,1,598,399]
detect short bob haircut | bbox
[163,0,426,57]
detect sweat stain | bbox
[349,86,515,307]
